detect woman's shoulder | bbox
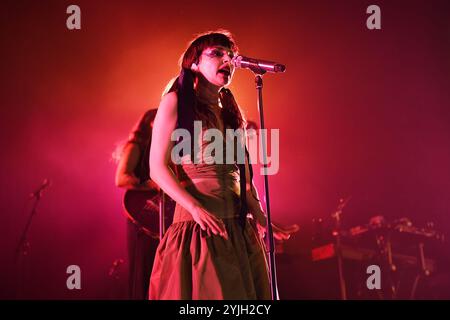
[159,91,178,115]
[162,90,178,103]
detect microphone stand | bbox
[253,71,278,300]
[15,185,48,297]
[331,197,350,300]
[15,192,43,262]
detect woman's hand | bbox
[251,209,299,241]
[251,209,268,239]
[271,222,300,241]
[190,203,228,239]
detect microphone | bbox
[232,55,286,74]
[29,178,51,198]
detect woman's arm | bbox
[244,151,300,240]
[150,91,227,238]
[115,142,159,190]
[244,153,266,225]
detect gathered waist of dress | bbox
[179,176,235,187]
[177,163,240,181]
[172,207,241,223]
[174,172,241,223]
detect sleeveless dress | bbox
[148,106,271,300]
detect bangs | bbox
[193,32,238,54]
[180,30,239,68]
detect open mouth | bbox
[217,67,231,77]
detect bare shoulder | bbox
[154,91,178,133]
[158,91,178,116]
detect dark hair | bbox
[128,109,158,146]
[111,109,157,165]
[179,30,239,69]
[166,30,245,130]
[173,31,250,227]
[128,109,158,181]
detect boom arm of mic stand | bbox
[15,193,43,261]
[15,187,48,298]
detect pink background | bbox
[1,0,449,298]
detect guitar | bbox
[123,189,175,239]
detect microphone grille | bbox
[231,55,243,68]
[274,64,286,73]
